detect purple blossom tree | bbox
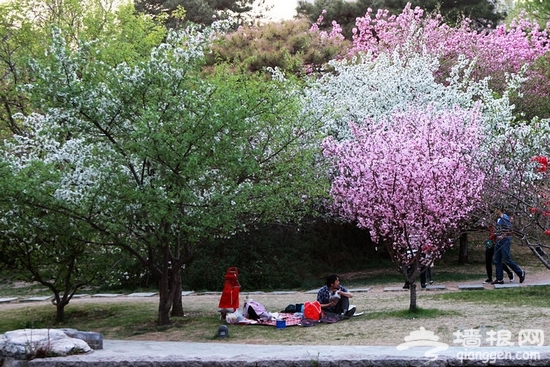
[322,105,485,310]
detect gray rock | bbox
[60,329,103,350]
[0,329,92,360]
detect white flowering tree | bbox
[0,0,166,137]
[1,25,327,325]
[0,0,167,323]
[0,156,123,322]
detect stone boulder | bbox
[0,329,93,360]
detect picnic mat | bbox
[227,311,364,326]
[227,312,303,326]
[256,313,303,327]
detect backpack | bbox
[243,300,271,321]
[303,301,321,320]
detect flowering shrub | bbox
[349,4,550,96]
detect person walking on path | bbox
[484,224,514,284]
[491,208,526,285]
[317,274,356,319]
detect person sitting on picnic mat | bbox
[317,274,356,319]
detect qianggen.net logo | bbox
[396,327,543,363]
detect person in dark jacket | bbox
[484,224,514,284]
[317,274,355,318]
[491,208,525,285]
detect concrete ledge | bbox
[22,340,550,367]
[458,284,485,290]
[20,296,52,302]
[91,294,121,298]
[349,288,371,293]
[0,297,18,303]
[127,293,157,297]
[61,330,104,350]
[423,285,446,291]
[241,291,265,295]
[295,288,371,294]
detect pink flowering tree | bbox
[305,7,550,274]
[350,4,550,109]
[322,105,485,310]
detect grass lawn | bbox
[1,238,549,346]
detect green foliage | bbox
[4,24,328,324]
[0,0,165,138]
[518,0,550,26]
[206,18,350,76]
[84,3,167,65]
[0,159,125,322]
[134,0,268,29]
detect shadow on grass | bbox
[365,307,461,320]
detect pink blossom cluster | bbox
[349,4,550,92]
[322,105,485,262]
[310,9,345,41]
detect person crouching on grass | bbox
[317,274,356,319]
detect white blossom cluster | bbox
[306,51,506,139]
[3,112,116,208]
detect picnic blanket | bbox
[256,313,302,327]
[227,312,303,326]
[224,299,363,327]
[226,312,346,327]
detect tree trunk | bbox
[55,302,67,323]
[154,244,192,325]
[157,261,172,326]
[458,232,469,264]
[409,283,417,312]
[402,260,419,312]
[51,292,71,323]
[171,266,184,317]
